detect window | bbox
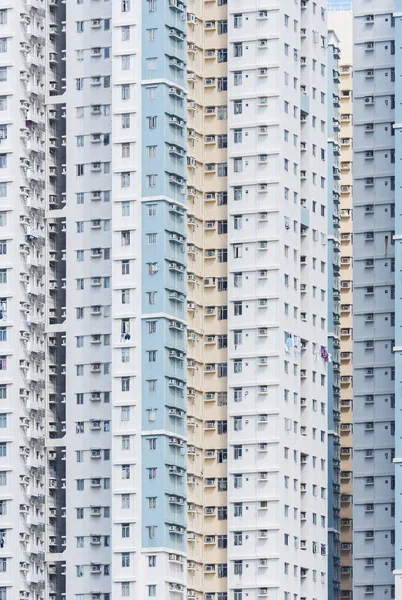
[121,406,130,421]
[218,20,227,34]
[121,231,131,246]
[147,57,156,70]
[147,350,157,362]
[217,249,227,263]
[122,26,131,41]
[218,163,228,177]
[234,531,243,546]
[122,583,130,597]
[217,106,227,120]
[217,77,227,91]
[234,158,243,173]
[121,173,130,187]
[148,555,156,567]
[234,101,242,115]
[122,465,131,479]
[218,49,227,63]
[217,306,227,320]
[122,494,130,509]
[233,244,242,259]
[217,478,227,491]
[122,85,130,100]
[122,0,130,11]
[122,55,131,70]
[234,43,243,57]
[217,363,227,378]
[0,474,5,488]
[122,114,130,128]
[148,585,156,597]
[148,525,156,538]
[147,321,157,334]
[234,72,242,86]
[122,553,130,567]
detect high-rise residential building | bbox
[353,2,397,600]
[226,0,331,597]
[328,6,354,599]
[0,1,339,599]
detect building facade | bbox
[0,1,339,599]
[328,7,354,599]
[327,29,341,600]
[353,2,397,600]
[226,2,330,599]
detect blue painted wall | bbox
[394,3,402,576]
[141,0,188,550]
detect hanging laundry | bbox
[320,346,329,363]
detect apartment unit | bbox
[0,1,338,599]
[328,7,353,599]
[353,3,397,600]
